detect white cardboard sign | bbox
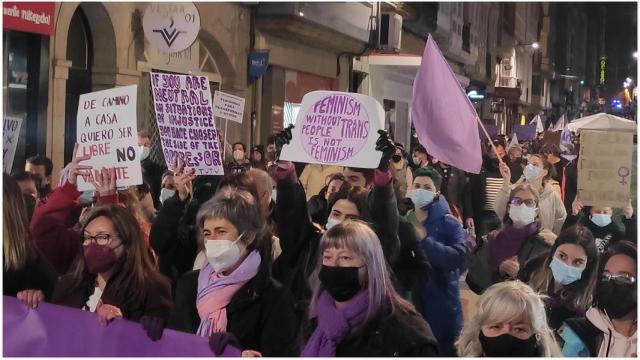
[3,116,23,174]
[212,90,246,124]
[150,71,224,176]
[75,85,143,191]
[280,91,384,168]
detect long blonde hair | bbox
[3,174,36,271]
[455,281,562,357]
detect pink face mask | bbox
[83,243,122,274]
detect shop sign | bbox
[145,41,200,73]
[599,56,606,86]
[143,2,200,53]
[3,2,55,36]
[248,51,269,82]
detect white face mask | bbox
[204,232,244,273]
[325,217,341,230]
[139,145,150,161]
[159,188,176,204]
[271,189,277,203]
[523,164,543,181]
[509,204,537,226]
[410,188,436,209]
[233,150,245,161]
[412,156,421,166]
[591,214,612,228]
[79,191,95,206]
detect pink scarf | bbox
[196,250,261,337]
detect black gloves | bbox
[273,124,295,160]
[209,332,241,356]
[140,315,167,341]
[376,130,396,171]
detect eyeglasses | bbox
[509,197,537,208]
[601,273,636,285]
[82,233,118,246]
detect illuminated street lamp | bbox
[634,51,638,59]
[531,42,539,49]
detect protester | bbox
[249,145,267,171]
[455,280,562,357]
[404,166,467,356]
[390,143,413,215]
[159,170,176,205]
[306,173,346,226]
[226,142,251,174]
[497,154,567,235]
[265,135,277,167]
[411,144,431,170]
[299,163,344,201]
[566,201,628,253]
[301,220,438,356]
[25,153,54,198]
[466,184,554,294]
[464,139,506,237]
[542,143,569,184]
[433,161,467,218]
[4,174,57,304]
[506,144,525,184]
[520,225,599,330]
[560,241,637,357]
[138,130,165,209]
[168,188,298,356]
[12,170,40,199]
[50,204,172,341]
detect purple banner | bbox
[3,296,238,357]
[478,123,498,139]
[514,124,537,140]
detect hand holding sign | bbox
[91,167,117,197]
[375,130,396,171]
[273,124,294,160]
[67,143,93,186]
[171,157,196,201]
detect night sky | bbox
[603,2,637,99]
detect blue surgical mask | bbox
[139,146,150,161]
[79,191,95,206]
[410,188,436,209]
[523,164,543,181]
[549,257,584,285]
[325,217,341,230]
[591,214,612,228]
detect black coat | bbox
[51,267,172,322]
[563,212,626,253]
[434,164,467,214]
[141,158,166,209]
[3,254,57,300]
[393,219,431,306]
[168,260,299,357]
[304,308,439,356]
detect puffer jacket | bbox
[417,195,467,356]
[494,179,567,235]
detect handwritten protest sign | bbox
[150,71,224,175]
[212,90,245,124]
[280,91,383,168]
[76,85,142,192]
[514,124,536,140]
[3,116,22,173]
[577,130,633,207]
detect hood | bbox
[424,195,451,224]
[586,307,637,357]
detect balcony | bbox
[256,3,371,53]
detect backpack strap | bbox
[564,318,602,356]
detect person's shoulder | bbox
[380,309,438,350]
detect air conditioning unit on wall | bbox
[380,13,402,51]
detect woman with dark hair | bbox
[4,174,57,305]
[249,145,267,171]
[565,202,628,253]
[169,188,298,356]
[560,241,637,357]
[302,220,438,356]
[497,154,567,235]
[467,184,554,295]
[519,225,599,330]
[51,204,173,340]
[306,173,345,226]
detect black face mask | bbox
[392,154,402,163]
[479,332,539,357]
[319,265,362,302]
[488,157,501,169]
[595,280,637,319]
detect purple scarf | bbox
[301,290,369,357]
[489,221,540,268]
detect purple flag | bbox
[411,35,482,174]
[514,124,537,140]
[3,296,240,357]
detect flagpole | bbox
[475,116,505,165]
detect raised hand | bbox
[16,289,44,309]
[624,198,634,219]
[375,130,396,171]
[571,197,583,216]
[499,161,511,184]
[171,157,196,201]
[67,143,93,186]
[273,124,294,160]
[91,167,117,197]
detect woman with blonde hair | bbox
[302,220,438,356]
[456,280,562,357]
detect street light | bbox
[626,77,633,84]
[634,51,638,59]
[531,42,539,49]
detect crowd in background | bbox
[3,125,637,357]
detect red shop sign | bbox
[3,2,55,36]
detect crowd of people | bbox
[3,124,637,357]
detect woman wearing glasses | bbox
[497,154,567,235]
[560,240,637,357]
[467,184,554,294]
[50,205,173,341]
[519,225,599,330]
